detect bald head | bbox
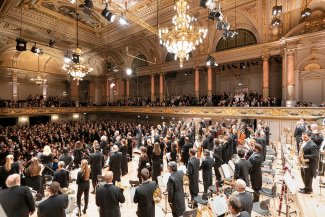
[235,179,246,192]
[6,174,20,188]
[104,171,114,183]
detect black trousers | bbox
[77,181,90,210]
[301,167,313,191]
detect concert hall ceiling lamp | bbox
[200,0,216,9]
[101,3,115,22]
[272,0,282,16]
[31,43,43,55]
[119,15,128,25]
[271,17,281,26]
[16,38,27,51]
[206,55,218,67]
[84,0,93,9]
[31,55,46,85]
[62,14,93,85]
[126,68,132,75]
[159,0,207,68]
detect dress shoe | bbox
[299,189,312,194]
[299,188,306,191]
[83,209,87,214]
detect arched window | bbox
[165,52,192,62]
[131,54,148,68]
[216,29,257,51]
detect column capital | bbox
[12,70,18,79]
[285,48,296,56]
[261,54,270,61]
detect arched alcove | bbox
[215,29,257,52]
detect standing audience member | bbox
[76,159,90,215]
[167,161,186,217]
[37,182,68,217]
[134,168,157,217]
[0,174,35,217]
[96,171,125,217]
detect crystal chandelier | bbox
[62,12,93,85]
[159,0,207,67]
[31,55,46,85]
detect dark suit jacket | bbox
[181,143,193,164]
[237,191,253,214]
[37,194,68,217]
[238,211,250,217]
[213,145,224,168]
[249,152,262,190]
[167,170,185,216]
[188,156,200,195]
[133,181,157,217]
[234,159,252,187]
[303,140,319,177]
[90,151,104,180]
[0,186,35,217]
[256,138,266,161]
[96,183,125,217]
[53,169,70,188]
[109,152,122,182]
[200,156,214,186]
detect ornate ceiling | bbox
[0,0,324,81]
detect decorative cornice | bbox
[0,106,324,120]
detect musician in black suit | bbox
[256,131,266,162]
[200,149,214,193]
[234,179,253,215]
[167,161,186,217]
[181,137,193,167]
[0,174,35,217]
[234,148,251,187]
[100,135,109,156]
[52,161,70,188]
[213,139,224,181]
[108,145,122,184]
[135,124,143,148]
[227,195,250,217]
[299,131,319,194]
[58,148,72,169]
[187,148,200,202]
[249,143,263,202]
[134,168,157,217]
[37,182,68,217]
[96,171,125,217]
[89,141,104,193]
[294,122,306,154]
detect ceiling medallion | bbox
[159,0,207,68]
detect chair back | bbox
[260,199,270,210]
[129,180,140,187]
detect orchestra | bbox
[0,118,324,217]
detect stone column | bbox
[281,51,286,106]
[12,71,18,101]
[94,79,102,105]
[42,79,47,100]
[286,49,296,107]
[159,72,164,102]
[151,74,155,101]
[116,78,120,101]
[262,54,270,99]
[207,66,212,103]
[126,78,130,98]
[194,66,199,99]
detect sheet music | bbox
[221,164,232,179]
[284,171,297,194]
[209,195,227,216]
[228,160,235,173]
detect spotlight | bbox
[271,17,281,26]
[101,3,115,22]
[240,62,246,69]
[16,38,27,51]
[84,0,93,9]
[31,43,42,55]
[199,0,208,8]
[301,7,311,18]
[206,55,218,67]
[126,68,132,75]
[49,39,55,47]
[72,53,80,64]
[119,15,128,25]
[217,21,230,31]
[64,53,71,64]
[208,10,223,22]
[222,30,237,39]
[272,5,282,16]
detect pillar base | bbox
[151,94,155,102]
[286,100,296,107]
[159,94,164,103]
[262,88,269,100]
[207,91,212,104]
[195,91,199,100]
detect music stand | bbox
[209,195,228,217]
[218,164,234,185]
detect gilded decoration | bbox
[301,10,325,34]
[240,2,258,24]
[0,107,324,120]
[304,63,321,71]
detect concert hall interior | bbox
[1,0,325,217]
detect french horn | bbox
[153,187,162,203]
[116,182,129,191]
[197,205,213,217]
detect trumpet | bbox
[153,187,162,203]
[116,182,130,191]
